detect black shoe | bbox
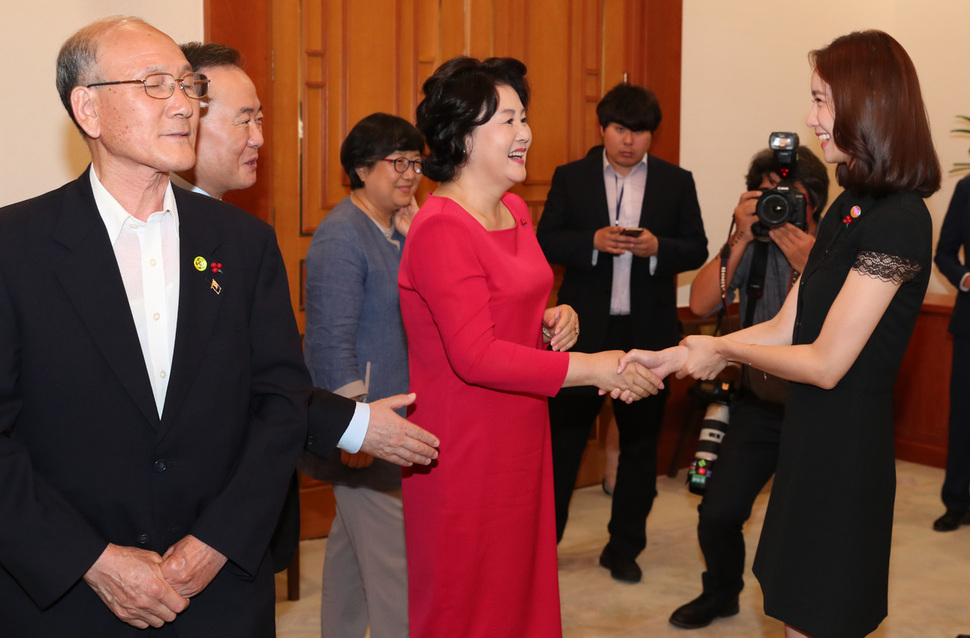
[669,592,740,629]
[933,510,970,532]
[598,546,641,583]
[601,479,614,497]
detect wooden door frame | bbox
[202,0,685,518]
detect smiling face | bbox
[463,84,532,189]
[193,65,263,199]
[600,122,652,176]
[807,71,850,165]
[77,22,198,178]
[356,150,423,217]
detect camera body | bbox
[752,132,808,239]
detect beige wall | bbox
[4,1,969,298]
[0,1,203,206]
[682,0,970,298]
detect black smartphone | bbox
[620,227,645,237]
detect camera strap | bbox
[744,240,770,328]
[714,241,731,335]
[714,216,739,336]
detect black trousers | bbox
[549,315,667,559]
[942,335,970,512]
[696,392,783,599]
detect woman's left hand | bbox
[392,196,420,237]
[542,304,580,351]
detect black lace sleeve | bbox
[852,251,922,285]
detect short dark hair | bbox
[416,57,529,183]
[340,113,425,189]
[56,16,144,134]
[596,83,661,133]
[746,146,830,222]
[180,42,241,73]
[810,30,940,198]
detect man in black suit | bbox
[537,83,707,583]
[933,175,970,533]
[0,18,435,636]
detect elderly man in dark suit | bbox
[933,175,970,533]
[537,83,707,584]
[0,17,435,637]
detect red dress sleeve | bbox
[401,199,568,397]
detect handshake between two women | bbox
[577,334,738,405]
[617,335,733,389]
[548,304,730,404]
[582,336,725,405]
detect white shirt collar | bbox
[89,167,181,242]
[602,149,648,177]
[169,172,213,198]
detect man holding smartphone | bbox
[536,83,707,583]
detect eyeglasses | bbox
[86,72,210,100]
[380,157,423,175]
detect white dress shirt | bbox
[597,151,651,315]
[91,169,179,417]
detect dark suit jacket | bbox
[935,175,970,337]
[536,148,708,352]
[0,169,342,636]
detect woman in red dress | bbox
[398,57,659,637]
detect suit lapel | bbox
[585,153,612,228]
[160,191,224,431]
[52,171,161,429]
[638,155,659,229]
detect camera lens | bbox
[758,192,790,227]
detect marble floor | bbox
[275,460,969,637]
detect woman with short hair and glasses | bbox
[298,112,423,638]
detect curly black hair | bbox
[416,57,529,183]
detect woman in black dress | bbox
[624,30,940,637]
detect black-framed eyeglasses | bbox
[86,72,210,100]
[380,157,423,175]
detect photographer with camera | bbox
[669,139,828,629]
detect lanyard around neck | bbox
[614,173,625,225]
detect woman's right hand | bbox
[617,346,688,381]
[589,350,663,403]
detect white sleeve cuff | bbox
[336,402,369,453]
[649,255,658,275]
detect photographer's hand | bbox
[769,223,815,272]
[731,190,763,245]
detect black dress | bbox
[752,190,932,638]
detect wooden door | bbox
[205,0,682,539]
